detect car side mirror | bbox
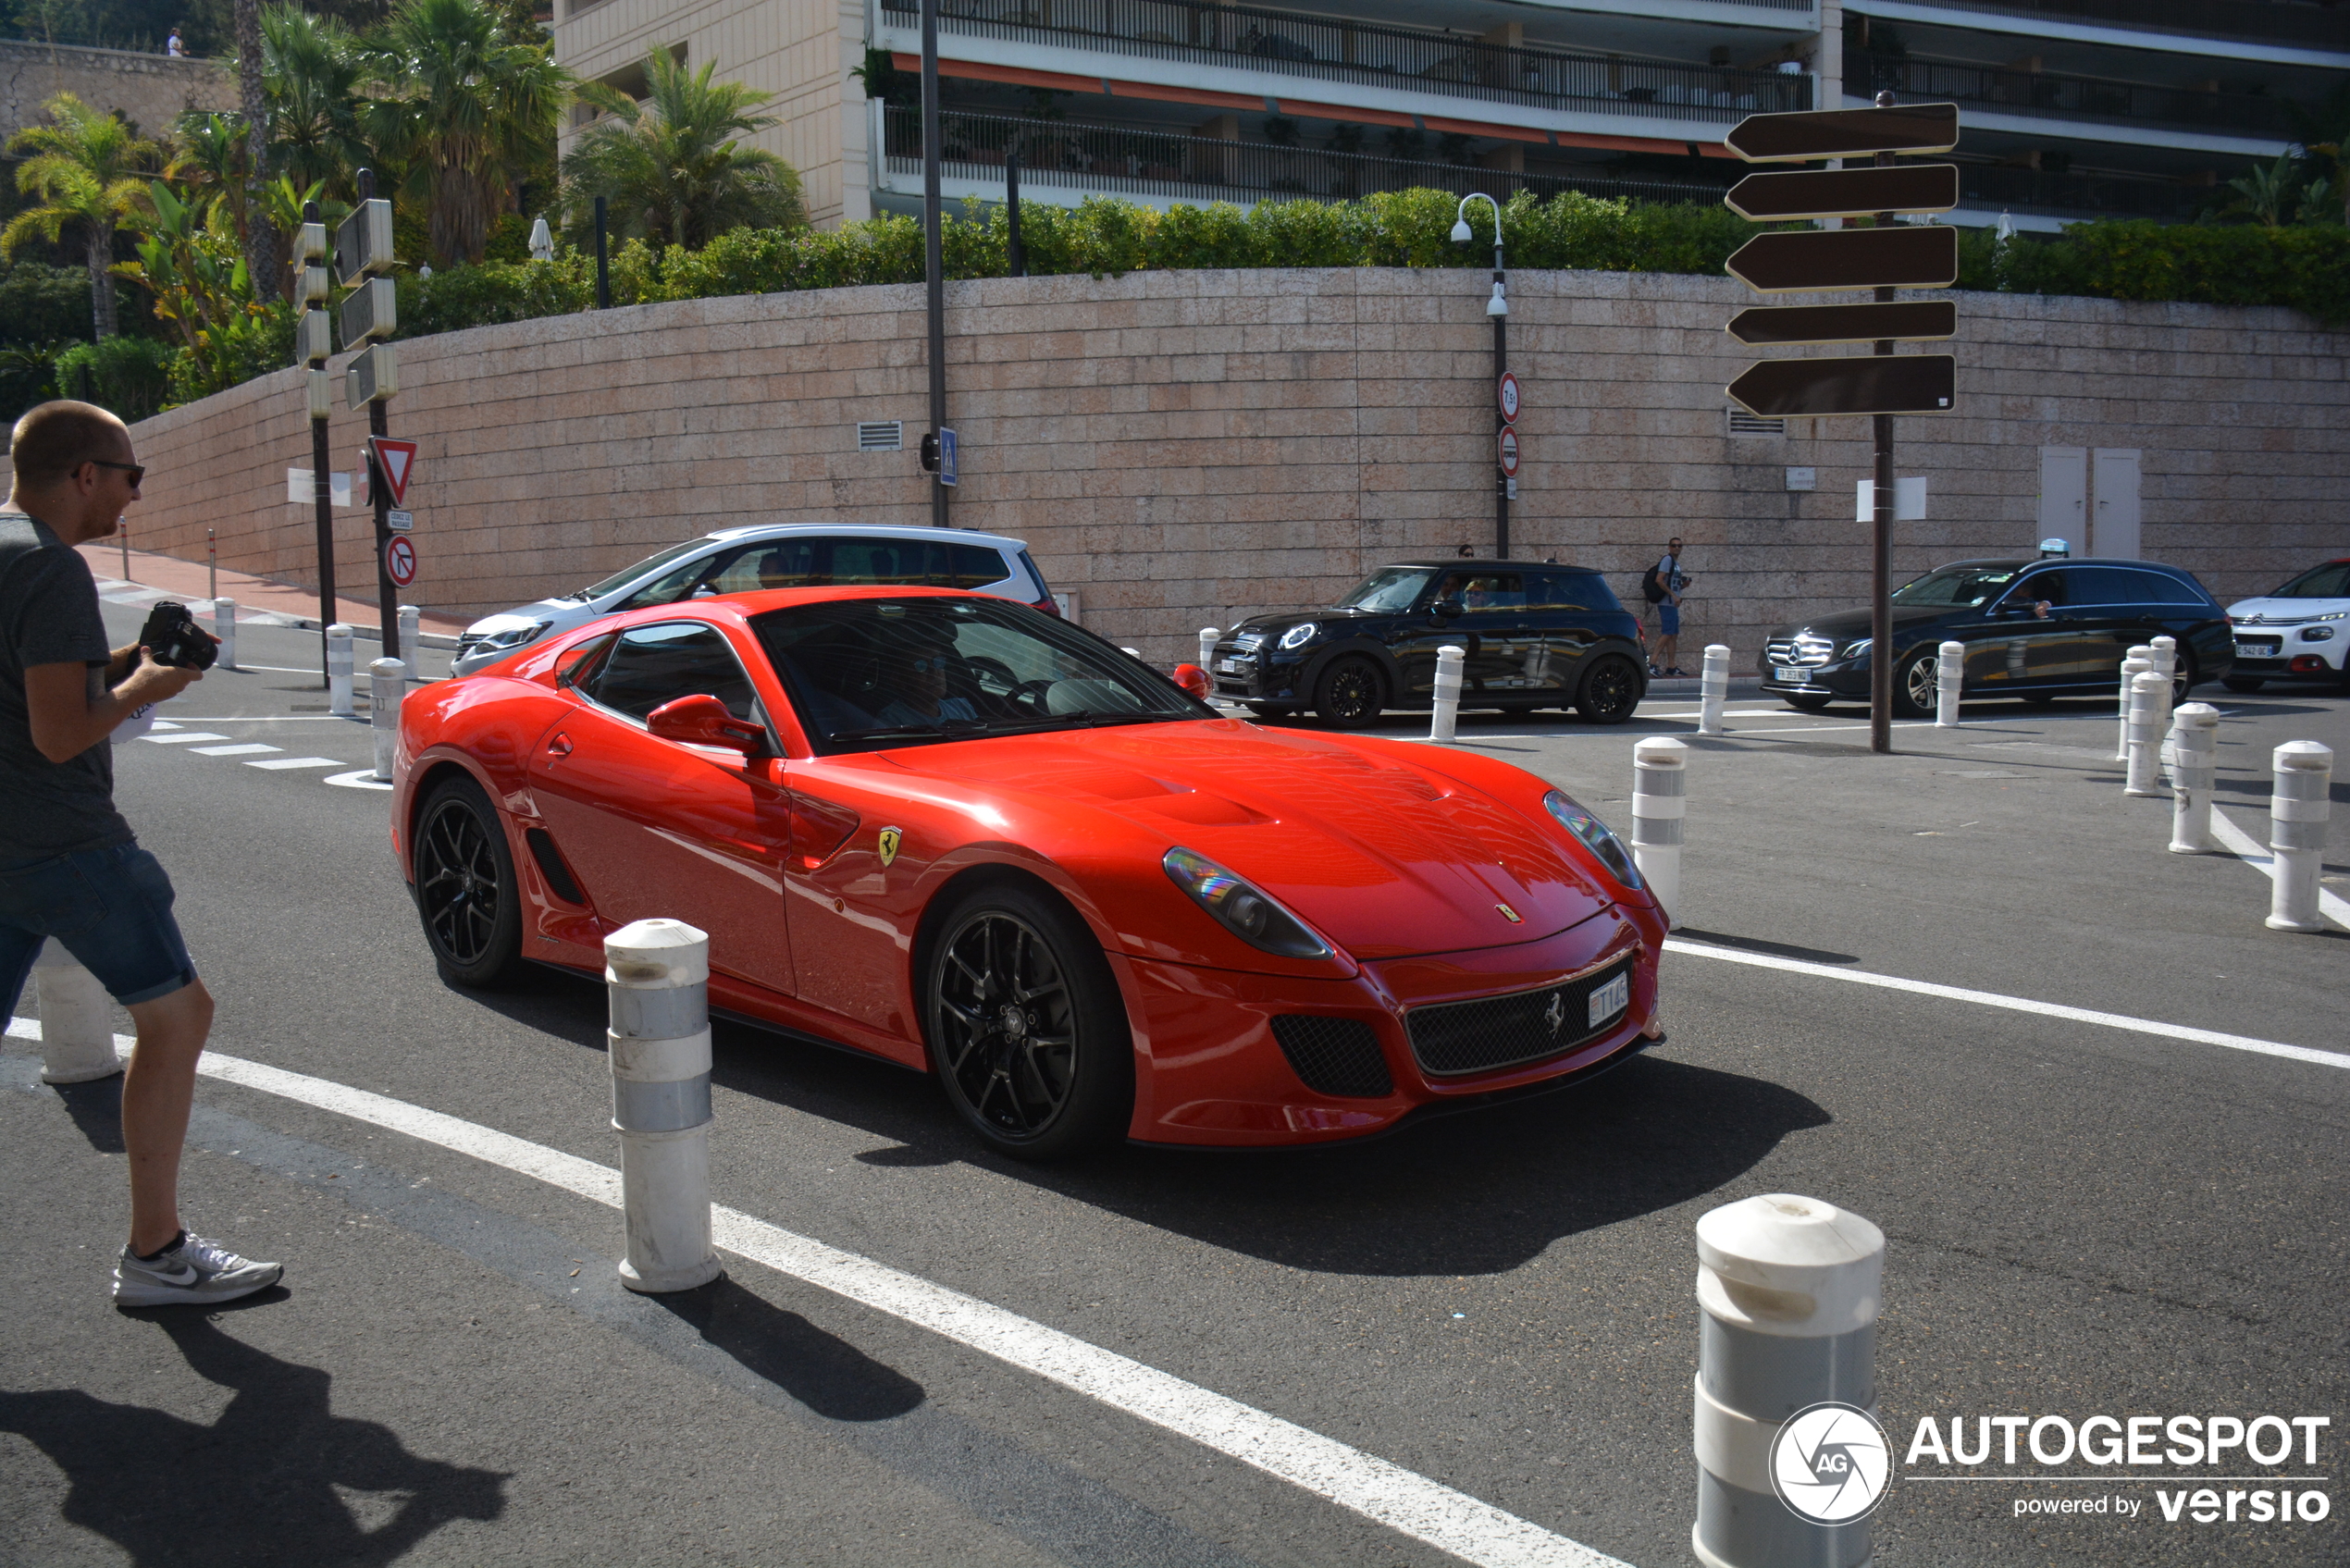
[1431,599,1464,620]
[648,694,765,755]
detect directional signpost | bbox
[1722,93,1960,753]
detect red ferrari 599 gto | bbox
[390,587,1665,1156]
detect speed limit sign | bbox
[384,534,417,587]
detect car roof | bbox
[698,522,1031,549]
[1391,558,1605,573]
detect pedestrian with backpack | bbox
[1641,538,1690,676]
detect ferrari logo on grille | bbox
[1545,992,1566,1035]
[1496,903,1521,923]
[877,827,902,867]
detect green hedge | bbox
[376,191,2350,352]
[54,336,176,422]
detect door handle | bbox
[546,733,573,758]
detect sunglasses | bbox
[90,459,146,487]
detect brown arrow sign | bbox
[1726,102,1960,163]
[1726,225,1957,293]
[1728,354,1956,417]
[1726,301,1957,346]
[1725,164,1959,221]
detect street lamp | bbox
[1453,192,1509,556]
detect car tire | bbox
[1891,648,1938,719]
[413,773,524,987]
[923,880,1134,1161]
[1574,655,1643,723]
[1313,656,1386,728]
[1782,693,1833,712]
[2222,675,2264,694]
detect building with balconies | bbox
[547,1,2344,231]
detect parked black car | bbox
[1210,559,1650,727]
[1759,558,2232,715]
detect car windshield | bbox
[568,537,717,602]
[752,596,1206,752]
[1890,564,2022,608]
[1333,567,1435,612]
[2270,562,2350,599]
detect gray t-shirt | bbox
[0,510,132,862]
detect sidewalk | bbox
[77,542,469,646]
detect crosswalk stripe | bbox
[192,743,280,757]
[138,733,228,745]
[244,756,343,771]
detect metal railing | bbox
[1865,0,2350,50]
[1954,163,2209,221]
[882,0,1812,125]
[1849,52,2293,138]
[885,106,1732,206]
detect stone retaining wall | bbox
[2,40,231,140]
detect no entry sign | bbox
[1498,426,1521,478]
[384,534,417,587]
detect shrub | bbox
[54,335,176,421]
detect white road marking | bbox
[1,1018,1627,1568]
[323,769,393,791]
[192,743,281,757]
[2207,806,2350,931]
[137,732,228,745]
[1663,939,2348,1070]
[150,720,181,731]
[163,715,366,722]
[245,756,344,771]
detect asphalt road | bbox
[3,607,2344,1567]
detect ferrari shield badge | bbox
[1496,902,1522,923]
[877,827,903,868]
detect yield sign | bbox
[368,437,419,506]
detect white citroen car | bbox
[453,524,1057,675]
[2223,559,2350,694]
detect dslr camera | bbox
[137,601,218,670]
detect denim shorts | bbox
[0,843,197,1021]
[1658,602,1681,636]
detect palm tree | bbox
[167,111,253,255]
[363,0,572,267]
[262,3,370,197]
[2221,154,2300,228]
[562,49,804,248]
[3,93,161,339]
[232,0,281,300]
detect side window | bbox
[554,632,616,690]
[1525,572,1596,611]
[2063,567,2138,606]
[618,548,732,610]
[580,622,761,723]
[2118,570,2201,606]
[942,543,1012,589]
[826,537,928,586]
[2011,570,2068,607]
[699,540,826,597]
[1437,572,1524,611]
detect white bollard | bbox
[398,603,419,658]
[369,657,406,782]
[1429,644,1465,743]
[327,623,354,716]
[2114,651,2153,760]
[1934,639,1964,729]
[605,919,722,1292]
[1633,736,1687,930]
[2123,671,2165,797]
[2265,741,2333,933]
[211,596,236,671]
[1693,1194,1886,1568]
[2166,703,2220,854]
[2147,634,2177,718]
[31,941,121,1084]
[1198,627,1220,670]
[1697,645,1730,735]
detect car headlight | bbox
[1841,637,1872,661]
[1278,622,1319,650]
[1543,791,1643,891]
[1163,846,1330,958]
[468,620,552,653]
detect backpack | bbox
[1641,564,1669,603]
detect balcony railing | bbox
[883,0,1813,125]
[1849,52,2292,138]
[1865,0,2350,50]
[886,107,1733,207]
[1953,163,2209,220]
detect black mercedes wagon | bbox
[1210,559,1649,727]
[1759,557,2232,715]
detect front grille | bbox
[1270,1015,1393,1098]
[1764,634,1835,669]
[1231,630,1267,650]
[1406,955,1636,1078]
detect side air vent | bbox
[525,827,587,905]
[1269,1016,1393,1098]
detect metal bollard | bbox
[2114,652,2152,760]
[2265,741,2333,933]
[2166,703,2220,854]
[1429,645,1465,744]
[605,919,723,1292]
[212,596,237,671]
[327,623,354,716]
[1198,627,1220,671]
[398,603,419,655]
[369,657,406,782]
[1698,645,1730,735]
[1934,640,1964,729]
[2123,671,2165,797]
[1694,1193,1886,1568]
[31,941,121,1084]
[1633,736,1687,930]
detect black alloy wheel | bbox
[1782,692,1833,712]
[2170,649,2198,707]
[924,882,1133,1159]
[1575,655,1641,723]
[414,775,523,986]
[1893,648,1939,718]
[1313,656,1386,729]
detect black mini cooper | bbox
[1759,557,2232,715]
[1210,559,1649,727]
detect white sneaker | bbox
[113,1232,283,1307]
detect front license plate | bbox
[1774,665,1809,684]
[1217,658,1247,674]
[1587,972,1629,1030]
[2235,642,2277,660]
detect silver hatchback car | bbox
[452,523,1056,675]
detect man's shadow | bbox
[0,1315,505,1566]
